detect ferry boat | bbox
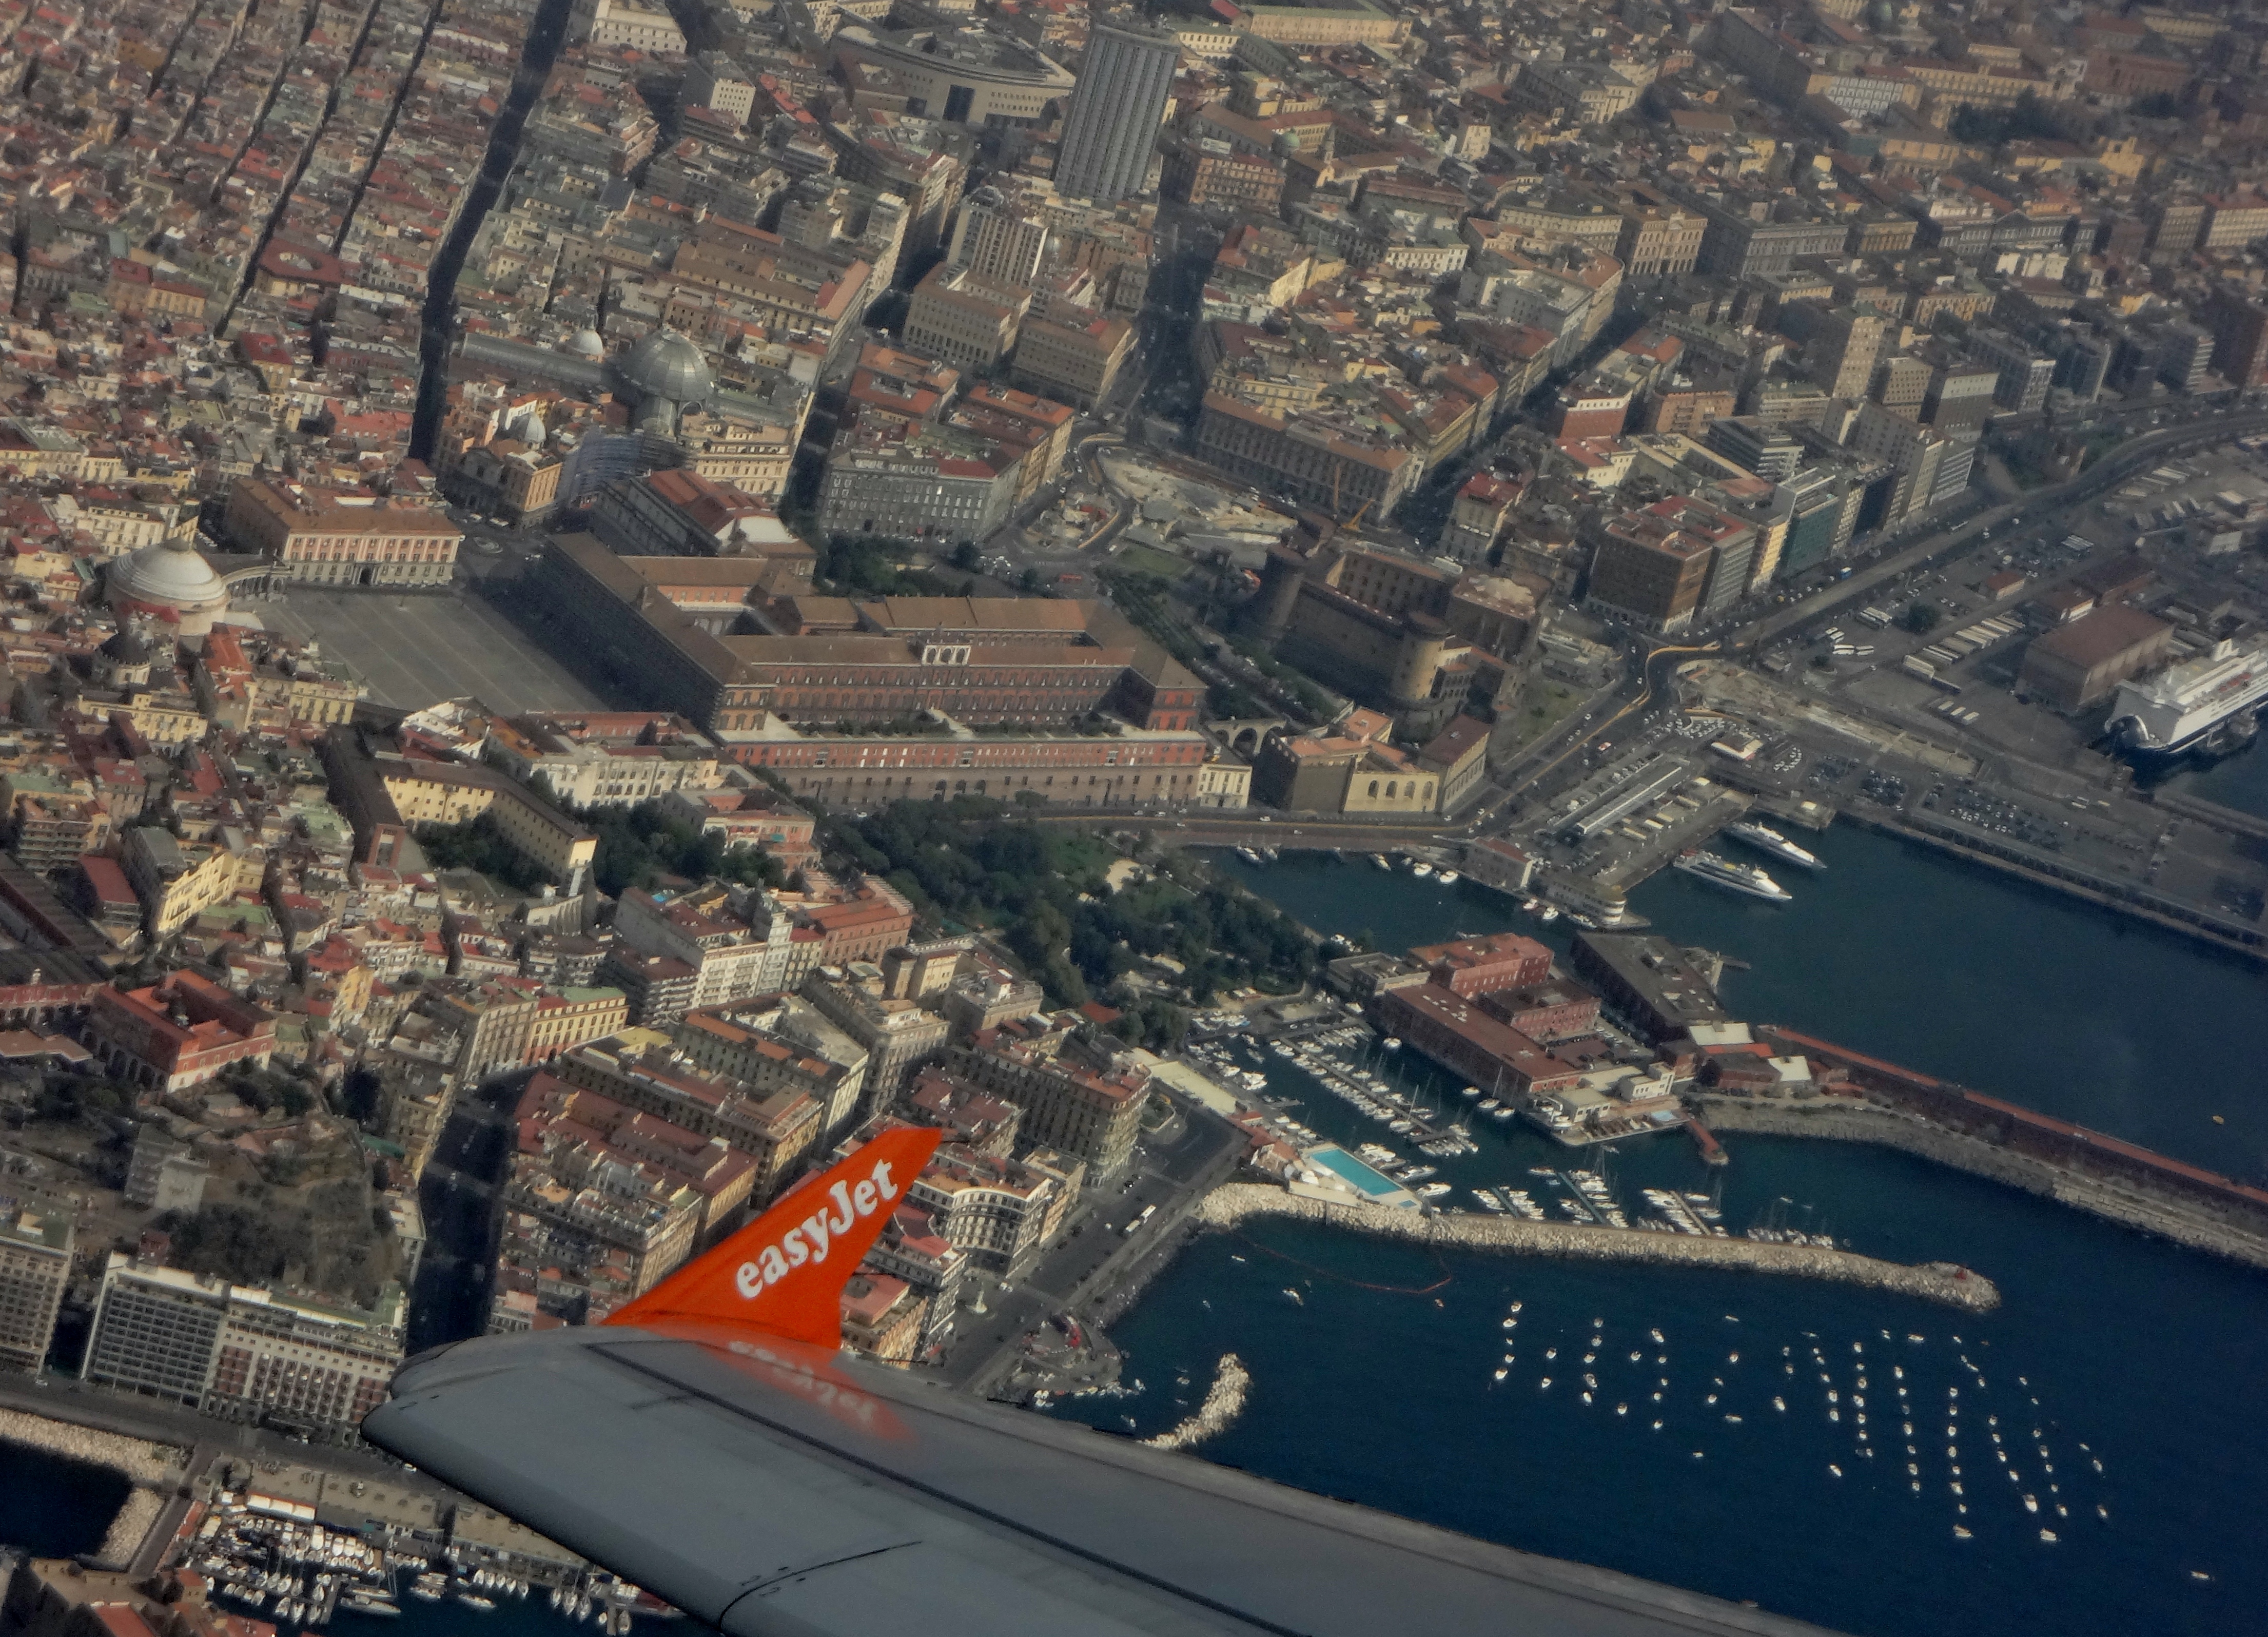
[1672,849,1792,902]
[2107,635,2268,761]
[1725,820,1823,870]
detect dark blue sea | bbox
[1044,817,2268,1637]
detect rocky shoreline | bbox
[1192,1185,2000,1312]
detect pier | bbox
[1192,1184,2000,1312]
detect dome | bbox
[100,625,157,665]
[109,539,231,637]
[114,539,227,607]
[567,328,605,359]
[616,326,714,407]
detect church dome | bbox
[566,327,606,359]
[113,538,228,609]
[616,326,714,407]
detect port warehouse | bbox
[1758,1027,2268,1239]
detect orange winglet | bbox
[604,1126,944,1347]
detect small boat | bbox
[1478,1097,1501,1111]
[1460,1085,1482,1099]
[458,1595,497,1612]
[1491,1106,1514,1121]
[1382,1037,1402,1050]
[1283,1288,1303,1304]
[1411,862,1433,878]
[1537,905,1560,922]
[1493,1368,1508,1381]
[1436,870,1459,884]
[1370,853,1392,871]
[1236,847,1263,865]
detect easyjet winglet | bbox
[605,1126,944,1348]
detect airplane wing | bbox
[366,1129,1845,1637]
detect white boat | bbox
[1382,1037,1402,1050]
[1725,820,1823,869]
[1477,1097,1501,1110]
[1537,905,1560,922]
[1672,850,1792,902]
[1491,1106,1515,1121]
[1411,862,1433,878]
[1460,1085,1482,1099]
[1370,853,1392,870]
[1474,1190,1508,1212]
[1436,870,1459,884]
[1236,847,1263,865]
[458,1595,497,1612]
[1415,1181,1453,1198]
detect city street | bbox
[936,1093,1248,1399]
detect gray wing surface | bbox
[365,1327,1845,1637]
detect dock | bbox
[1194,1184,2000,1311]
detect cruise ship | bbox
[2107,636,2268,761]
[1724,820,1823,870]
[1672,849,1792,902]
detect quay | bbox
[0,1407,192,1571]
[1192,1184,2000,1312]
[1844,810,2267,962]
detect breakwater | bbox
[1697,1090,2268,1273]
[1143,1353,1250,1452]
[1193,1185,1999,1311]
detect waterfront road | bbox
[939,1094,1250,1401]
[0,1373,434,1485]
[1731,412,2268,653]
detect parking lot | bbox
[259,586,609,714]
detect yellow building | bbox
[123,830,243,939]
[224,478,463,587]
[522,988,630,1064]
[377,763,600,886]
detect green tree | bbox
[1900,603,1943,634]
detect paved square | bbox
[258,587,609,715]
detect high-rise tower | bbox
[1054,20,1179,206]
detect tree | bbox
[1900,603,1943,634]
[950,540,982,571]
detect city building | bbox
[81,1257,402,1435]
[0,1196,69,1373]
[222,480,463,588]
[948,1035,1149,1177]
[2019,607,2176,712]
[1053,21,1180,207]
[87,973,276,1093]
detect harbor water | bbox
[1048,824,2268,1637]
[0,1443,127,1560]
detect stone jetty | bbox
[1194,1185,2000,1312]
[1144,1354,1251,1453]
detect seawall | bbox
[1193,1185,1999,1311]
[1843,810,2266,963]
[1694,1095,2268,1272]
